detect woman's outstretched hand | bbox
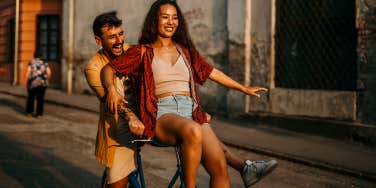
[242,86,268,98]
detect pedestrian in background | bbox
[25,51,51,118]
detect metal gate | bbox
[275,0,357,90]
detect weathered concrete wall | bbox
[179,0,228,114]
[62,0,228,113]
[227,0,246,116]
[227,0,273,116]
[248,0,272,113]
[271,88,356,120]
[59,0,372,123]
[62,0,153,93]
[356,0,376,124]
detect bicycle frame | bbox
[128,141,185,188]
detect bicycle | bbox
[101,104,185,188]
[127,139,185,188]
[101,139,185,188]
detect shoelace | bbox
[245,160,267,173]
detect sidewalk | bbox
[1,82,375,182]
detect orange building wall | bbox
[19,0,62,86]
[0,0,15,82]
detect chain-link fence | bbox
[275,0,357,90]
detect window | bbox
[36,15,60,61]
[8,18,15,63]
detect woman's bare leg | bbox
[155,113,202,188]
[201,124,230,188]
[220,141,245,172]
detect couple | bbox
[85,0,277,187]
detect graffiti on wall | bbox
[357,0,376,64]
[183,8,205,22]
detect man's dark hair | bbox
[92,11,122,38]
[138,0,196,52]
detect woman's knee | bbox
[182,122,202,144]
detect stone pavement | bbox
[1,82,375,182]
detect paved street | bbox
[0,93,375,187]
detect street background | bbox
[0,83,375,187]
[0,0,376,187]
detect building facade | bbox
[0,0,62,88]
[3,0,375,125]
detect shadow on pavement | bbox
[0,133,100,188]
[0,98,26,115]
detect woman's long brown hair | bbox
[138,0,197,54]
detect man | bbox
[84,12,143,187]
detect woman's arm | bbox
[25,66,31,88]
[25,67,31,81]
[209,68,268,98]
[46,67,51,80]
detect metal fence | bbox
[275,0,357,90]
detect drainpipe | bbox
[244,0,251,112]
[270,0,276,89]
[12,0,20,86]
[67,0,74,94]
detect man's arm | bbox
[101,64,127,114]
[102,64,145,136]
[118,107,145,137]
[84,65,106,99]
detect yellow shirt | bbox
[84,45,130,167]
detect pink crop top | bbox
[152,55,190,96]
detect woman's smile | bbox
[158,4,179,38]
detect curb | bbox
[0,90,98,114]
[221,140,376,183]
[241,113,376,147]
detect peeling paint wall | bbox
[62,0,229,114]
[58,0,374,124]
[62,0,153,93]
[227,0,272,115]
[249,0,272,112]
[179,0,229,114]
[227,0,246,116]
[356,0,376,124]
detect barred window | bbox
[36,15,60,61]
[275,0,357,90]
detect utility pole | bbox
[12,0,20,86]
[67,0,74,94]
[244,0,251,112]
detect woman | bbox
[103,0,271,187]
[25,51,51,118]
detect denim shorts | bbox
[157,95,193,120]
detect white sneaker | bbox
[241,159,278,187]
